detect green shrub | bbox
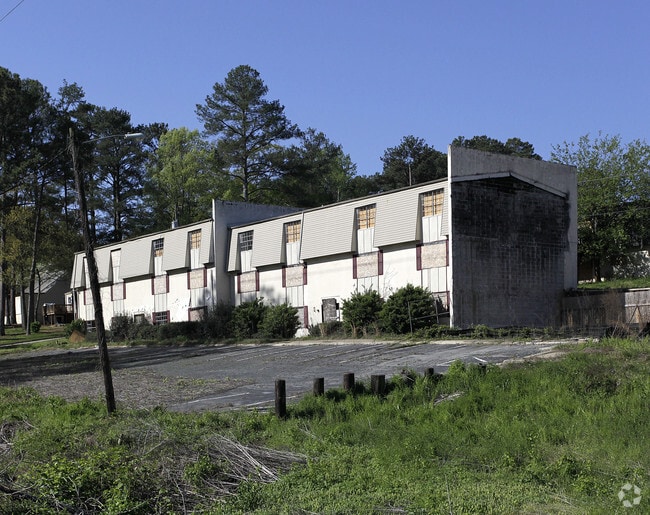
[29,321,41,333]
[65,318,86,337]
[231,298,268,339]
[110,315,131,341]
[259,303,300,339]
[203,302,234,339]
[341,289,384,337]
[380,284,437,334]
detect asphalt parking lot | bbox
[141,340,563,411]
[0,339,569,412]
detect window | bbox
[239,231,253,251]
[153,311,169,325]
[285,221,301,243]
[152,238,164,257]
[189,230,201,249]
[285,221,301,265]
[356,204,376,229]
[189,230,201,269]
[111,249,121,282]
[421,190,443,217]
[239,231,253,272]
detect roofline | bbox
[72,218,213,256]
[228,178,448,230]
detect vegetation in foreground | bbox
[0,338,647,513]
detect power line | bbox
[0,0,25,24]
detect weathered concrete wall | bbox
[450,176,569,328]
[447,147,577,329]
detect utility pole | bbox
[68,127,116,414]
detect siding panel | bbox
[71,253,85,288]
[227,228,246,272]
[198,222,213,265]
[251,218,285,268]
[301,204,355,260]
[95,247,112,283]
[163,229,189,271]
[120,238,153,278]
[374,189,420,247]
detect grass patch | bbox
[0,338,648,513]
[579,277,650,290]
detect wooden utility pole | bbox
[68,127,116,414]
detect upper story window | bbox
[356,204,376,254]
[190,230,201,249]
[239,231,253,272]
[285,221,301,266]
[239,231,253,252]
[189,230,201,269]
[285,221,301,243]
[110,249,121,283]
[153,238,164,275]
[153,238,164,257]
[421,189,443,217]
[356,204,376,230]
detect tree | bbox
[379,135,446,190]
[76,107,151,243]
[551,133,650,280]
[452,135,541,160]
[0,67,61,334]
[196,65,299,202]
[271,128,357,207]
[146,127,224,229]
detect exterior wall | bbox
[65,147,576,333]
[227,182,451,330]
[448,147,577,328]
[70,219,217,327]
[212,200,300,307]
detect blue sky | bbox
[1,0,649,175]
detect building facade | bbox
[70,147,577,331]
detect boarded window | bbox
[421,190,443,217]
[356,204,376,230]
[189,230,201,249]
[285,221,301,243]
[152,238,164,257]
[189,230,201,269]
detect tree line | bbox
[2,63,647,334]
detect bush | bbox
[259,304,300,339]
[110,315,131,341]
[203,302,234,339]
[341,289,384,337]
[380,284,437,334]
[29,321,41,333]
[66,318,86,337]
[231,298,268,339]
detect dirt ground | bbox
[0,345,248,410]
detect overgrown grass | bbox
[579,277,650,290]
[0,338,648,513]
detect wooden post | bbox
[424,367,435,378]
[343,372,355,392]
[371,374,385,395]
[313,377,324,396]
[275,379,287,419]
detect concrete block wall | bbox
[451,177,569,327]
